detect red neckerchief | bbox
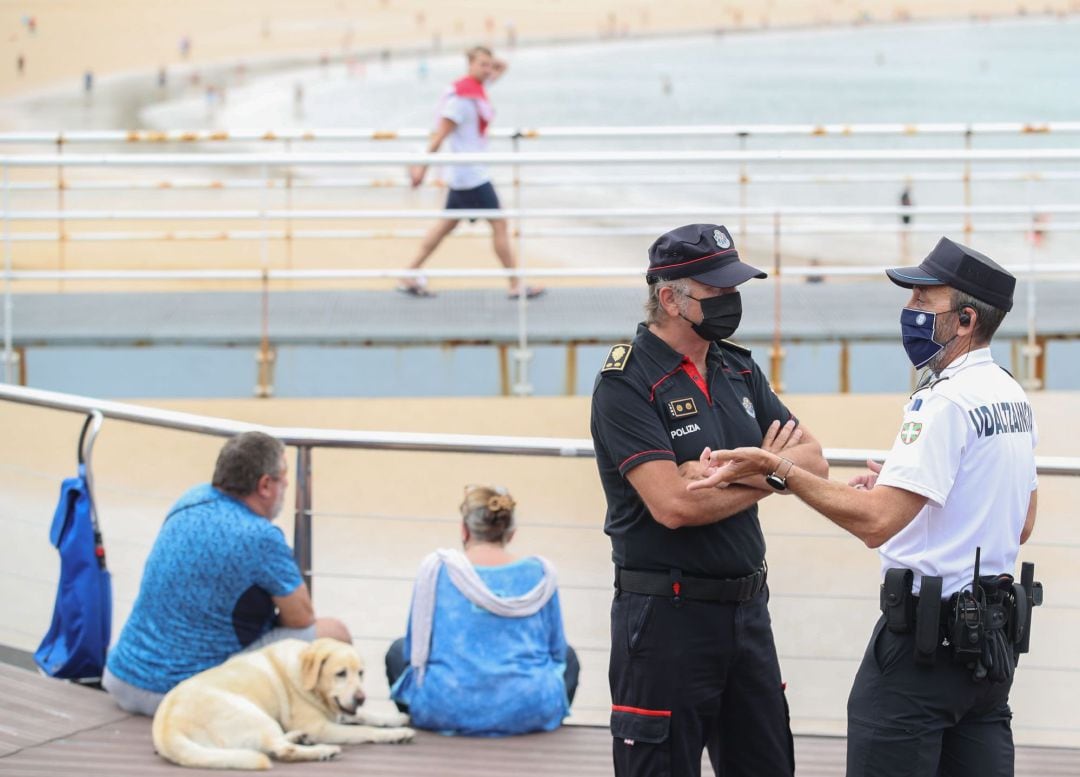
[452,76,491,135]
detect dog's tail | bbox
[153,701,271,771]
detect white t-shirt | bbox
[875,348,1038,595]
[440,95,491,191]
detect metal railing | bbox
[5,129,1080,395]
[2,382,1078,591]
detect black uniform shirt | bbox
[590,323,795,578]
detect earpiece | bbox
[958,308,972,326]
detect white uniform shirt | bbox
[876,348,1038,595]
[440,95,491,191]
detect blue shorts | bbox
[446,181,501,221]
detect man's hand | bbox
[409,165,427,188]
[848,459,883,491]
[686,447,778,491]
[762,419,802,455]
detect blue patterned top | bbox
[106,484,303,693]
[391,556,570,736]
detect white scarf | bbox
[408,548,558,685]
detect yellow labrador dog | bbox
[152,638,414,770]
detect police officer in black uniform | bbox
[590,224,829,777]
[689,238,1042,777]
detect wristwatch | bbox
[765,458,795,491]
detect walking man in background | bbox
[401,46,543,300]
[690,237,1040,777]
[590,223,828,776]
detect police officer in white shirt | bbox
[686,237,1039,777]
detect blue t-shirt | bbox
[391,557,570,736]
[106,484,303,693]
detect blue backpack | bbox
[34,414,112,683]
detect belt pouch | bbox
[881,568,914,633]
[914,575,943,666]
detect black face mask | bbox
[684,291,742,342]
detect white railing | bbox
[2,382,1076,592]
[4,131,1079,394]
[2,121,1080,145]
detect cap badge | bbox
[742,396,756,418]
[714,229,731,249]
[667,397,699,419]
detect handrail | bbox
[1,121,1079,144]
[6,148,1080,167]
[11,170,1080,192]
[0,383,1075,475]
[6,204,1080,221]
[6,262,1080,284]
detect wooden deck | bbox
[2,664,1079,776]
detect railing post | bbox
[2,163,14,385]
[962,128,973,241]
[293,445,313,592]
[510,132,532,396]
[255,164,275,398]
[1021,212,1043,390]
[738,132,749,242]
[770,211,785,393]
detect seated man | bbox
[103,431,349,716]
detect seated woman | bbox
[386,485,578,736]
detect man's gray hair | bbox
[644,278,692,325]
[951,288,1006,344]
[211,432,285,498]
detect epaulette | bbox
[717,339,752,356]
[999,365,1015,379]
[601,343,633,373]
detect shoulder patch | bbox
[717,339,752,356]
[602,344,633,372]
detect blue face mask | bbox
[900,307,948,369]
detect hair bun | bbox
[486,494,515,515]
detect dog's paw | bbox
[284,730,314,746]
[382,712,411,728]
[315,744,342,761]
[382,727,415,744]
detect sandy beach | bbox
[1,0,1077,294]
[3,1,1079,101]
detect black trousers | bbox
[384,636,581,713]
[609,587,794,777]
[847,616,1015,777]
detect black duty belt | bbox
[616,566,766,603]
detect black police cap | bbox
[646,224,767,287]
[886,237,1015,312]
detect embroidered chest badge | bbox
[742,396,756,418]
[667,397,698,419]
[900,421,923,444]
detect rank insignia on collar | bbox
[900,421,923,444]
[668,397,698,419]
[602,344,632,372]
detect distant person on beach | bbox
[899,186,914,260]
[16,54,25,76]
[401,46,543,300]
[82,69,93,96]
[385,484,575,735]
[102,432,350,716]
[179,35,191,60]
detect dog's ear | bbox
[300,640,331,691]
